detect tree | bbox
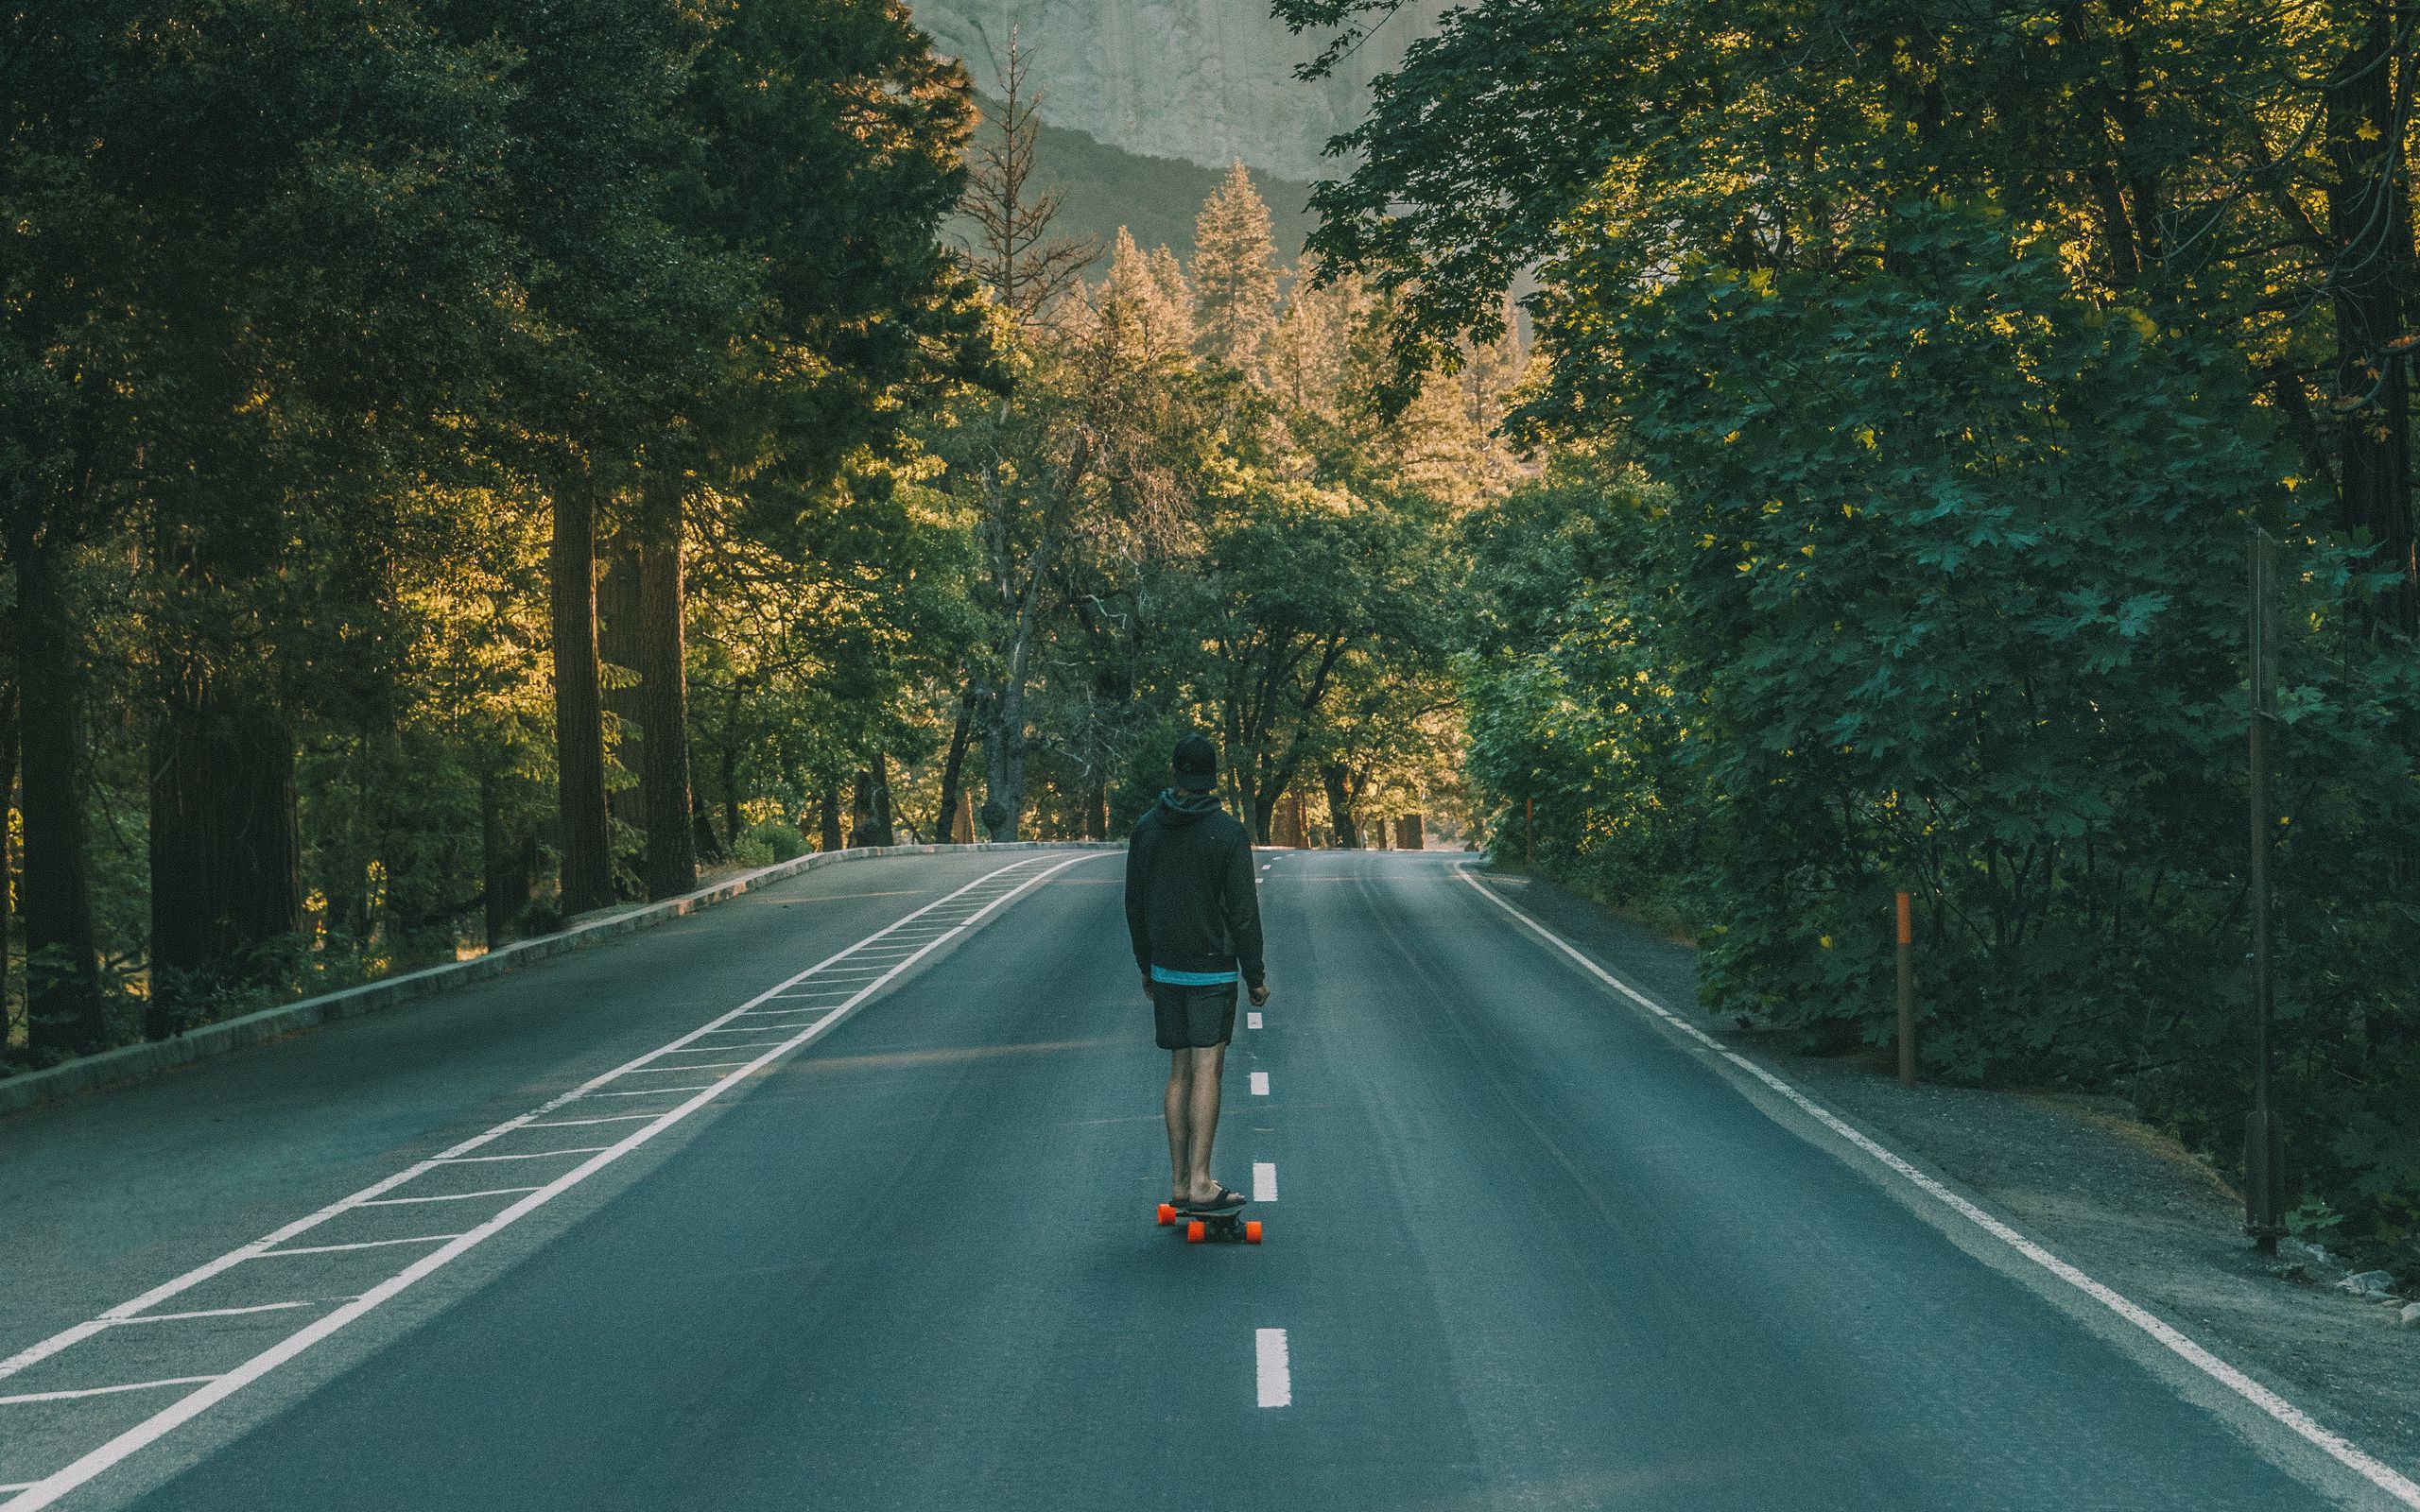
[1099,231,1199,363]
[1202,479,1450,840]
[959,30,1099,330]
[4,0,531,1044]
[1276,0,2413,614]
[458,0,731,918]
[1191,163,1282,370]
[668,0,982,887]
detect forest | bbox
[0,10,1508,1078]
[1275,0,2420,1245]
[13,0,2420,1258]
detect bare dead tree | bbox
[960,30,1098,329]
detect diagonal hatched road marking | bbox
[0,852,1099,1510]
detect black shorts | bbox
[1152,979,1237,1050]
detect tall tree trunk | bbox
[2327,6,2418,636]
[848,769,876,849]
[147,679,302,1039]
[818,786,844,853]
[983,679,1026,841]
[480,764,537,945]
[598,531,645,845]
[692,792,726,866]
[934,681,977,843]
[637,498,696,899]
[551,479,613,914]
[866,752,896,846]
[717,730,742,859]
[12,530,105,1057]
[1322,763,1361,850]
[0,644,16,1045]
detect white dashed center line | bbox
[1249,1072,1270,1096]
[1255,1329,1291,1408]
[1246,1011,1262,1030]
[1253,1162,1278,1202]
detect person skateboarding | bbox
[1126,732,1269,1215]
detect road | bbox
[0,848,2409,1510]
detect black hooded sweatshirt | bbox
[1124,789,1265,989]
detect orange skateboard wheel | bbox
[1157,1203,1176,1226]
[1244,1220,1263,1244]
[1185,1220,1206,1243]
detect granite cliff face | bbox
[913,1,1444,181]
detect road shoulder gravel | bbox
[1469,865,2420,1481]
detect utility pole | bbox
[2244,529,2287,1252]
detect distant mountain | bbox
[959,93,1318,267]
[915,0,1445,181]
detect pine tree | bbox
[1094,228,1196,362]
[1190,163,1280,369]
[1263,258,1370,417]
[1393,296,1534,510]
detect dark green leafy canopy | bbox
[676,0,988,540]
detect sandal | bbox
[1179,1185,1247,1214]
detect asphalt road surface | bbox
[2,848,2411,1511]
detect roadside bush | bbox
[731,819,808,868]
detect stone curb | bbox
[0,841,1119,1121]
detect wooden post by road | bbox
[2244,528,2286,1250]
[1896,890,1916,1088]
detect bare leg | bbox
[1165,1050,1195,1202]
[1184,1042,1225,1202]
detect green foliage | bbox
[0,0,993,1062]
[1192,163,1283,369]
[1290,0,2420,1247]
[735,819,809,867]
[1461,205,2420,1240]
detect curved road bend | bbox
[0,849,2407,1510]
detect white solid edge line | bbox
[1249,1072,1270,1096]
[0,853,1096,1512]
[1253,1162,1278,1203]
[1452,865,2420,1508]
[1255,1329,1291,1408]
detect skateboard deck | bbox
[1156,1201,1264,1244]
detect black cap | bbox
[1171,732,1219,791]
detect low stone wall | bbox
[0,841,1117,1120]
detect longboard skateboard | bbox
[1156,1201,1264,1244]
